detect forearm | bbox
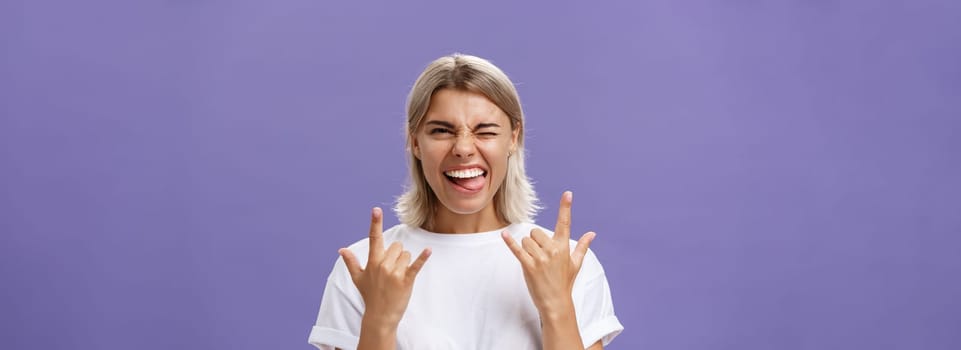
[539,298,586,350]
[356,315,398,350]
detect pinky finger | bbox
[406,248,432,279]
[339,248,363,280]
[571,232,596,270]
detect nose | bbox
[452,131,476,159]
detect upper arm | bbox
[573,250,622,349]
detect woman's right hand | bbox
[339,207,432,329]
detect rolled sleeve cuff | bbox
[308,326,358,350]
[581,315,624,348]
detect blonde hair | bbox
[394,54,541,229]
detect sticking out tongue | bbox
[451,175,486,191]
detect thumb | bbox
[570,232,596,270]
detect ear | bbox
[510,123,520,153]
[411,138,421,159]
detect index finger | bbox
[368,207,384,259]
[554,191,572,241]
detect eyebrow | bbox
[425,120,502,130]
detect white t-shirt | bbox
[308,222,623,350]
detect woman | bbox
[308,54,622,349]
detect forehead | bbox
[423,89,509,124]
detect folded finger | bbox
[521,236,544,260]
[382,241,403,269]
[395,250,412,273]
[530,228,552,247]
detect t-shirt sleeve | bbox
[308,256,364,350]
[572,248,624,348]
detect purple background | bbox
[2,1,960,349]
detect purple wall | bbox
[2,1,959,349]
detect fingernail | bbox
[565,191,573,201]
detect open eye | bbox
[430,128,453,135]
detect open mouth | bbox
[444,168,487,193]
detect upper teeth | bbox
[445,168,485,178]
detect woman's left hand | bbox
[502,191,596,317]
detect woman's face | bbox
[413,89,519,218]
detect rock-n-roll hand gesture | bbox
[501,191,598,349]
[502,191,596,313]
[339,207,432,336]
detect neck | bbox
[427,204,508,234]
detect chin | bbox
[439,195,491,215]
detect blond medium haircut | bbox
[395,54,541,229]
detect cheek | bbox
[416,141,441,163]
[419,147,448,179]
[480,141,510,160]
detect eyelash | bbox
[429,128,498,136]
